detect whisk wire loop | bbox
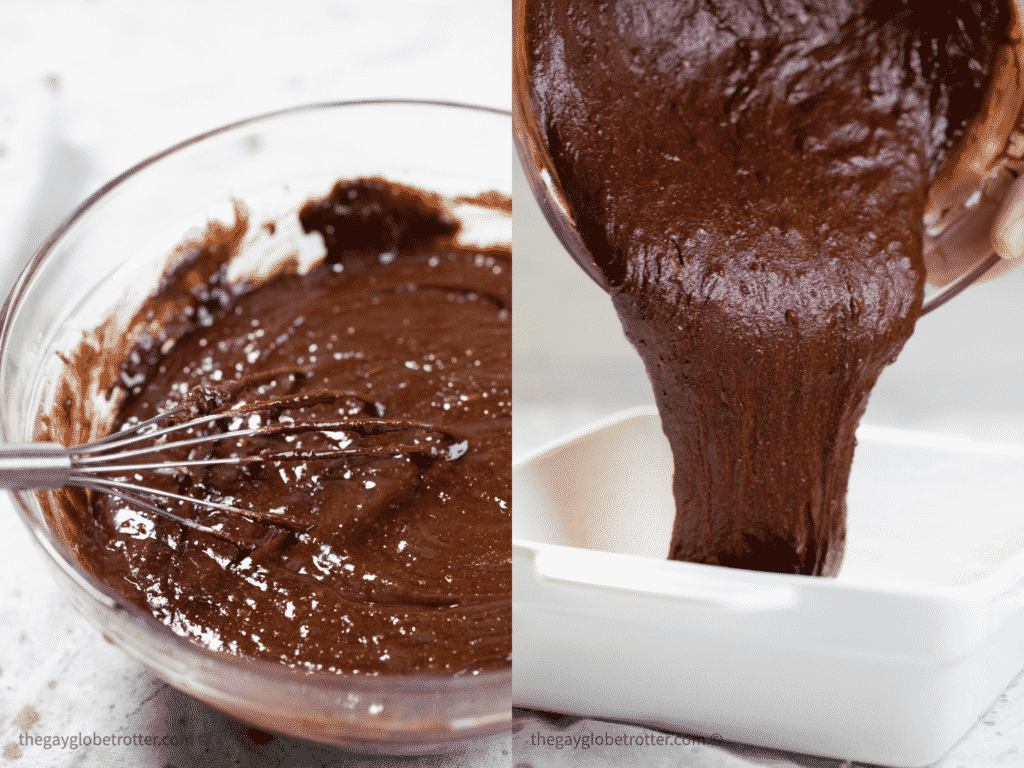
[2,392,467,546]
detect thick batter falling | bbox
[525,0,1007,574]
[48,179,511,674]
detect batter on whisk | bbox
[47,178,511,675]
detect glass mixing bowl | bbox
[0,100,511,754]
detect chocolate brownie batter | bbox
[47,179,511,674]
[525,0,1007,574]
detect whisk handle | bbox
[0,443,72,490]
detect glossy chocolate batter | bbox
[48,179,511,674]
[525,0,1007,574]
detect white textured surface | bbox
[0,1,510,766]
[514,692,1024,768]
[0,81,58,297]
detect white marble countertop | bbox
[0,1,511,766]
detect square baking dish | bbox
[512,407,1024,766]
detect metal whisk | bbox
[0,390,466,543]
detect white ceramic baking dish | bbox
[512,407,1024,767]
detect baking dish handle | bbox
[531,546,797,613]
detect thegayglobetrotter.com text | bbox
[17,732,204,750]
[528,731,724,749]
